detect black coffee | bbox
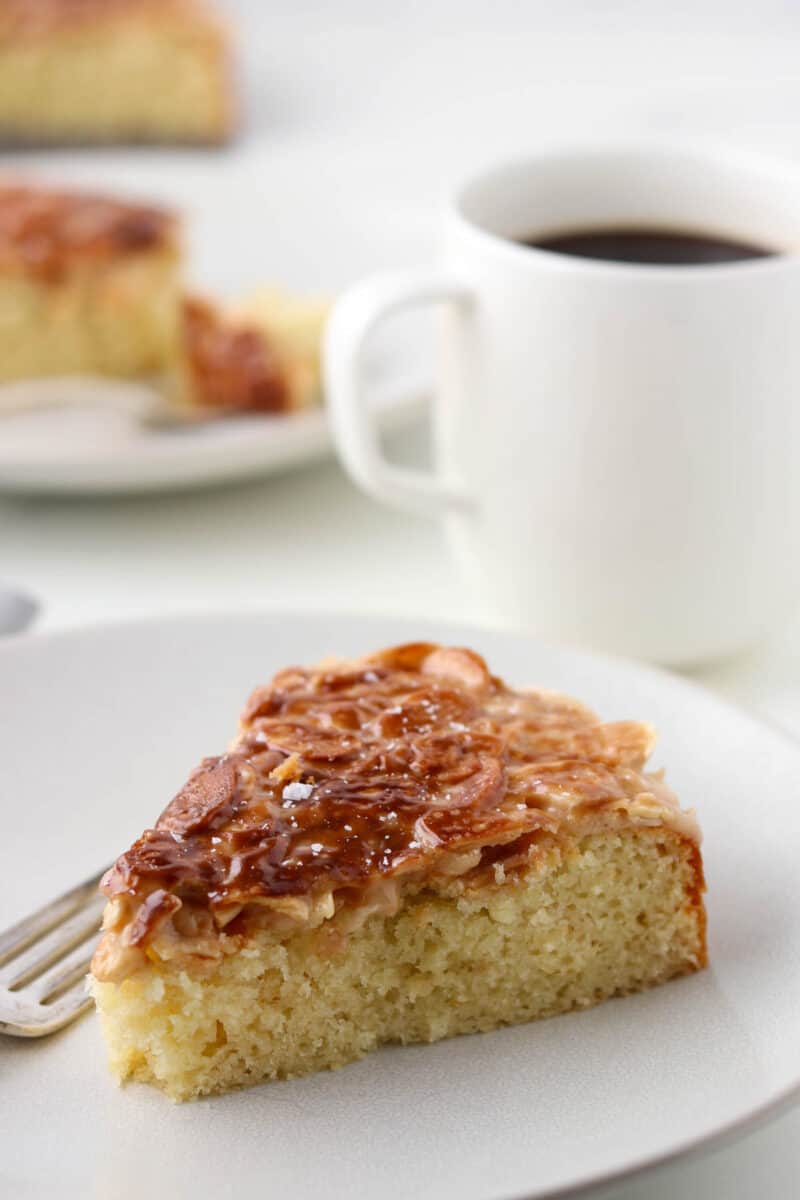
[523,227,774,266]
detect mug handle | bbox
[324,270,475,516]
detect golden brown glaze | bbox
[0,184,176,280]
[0,0,217,39]
[182,297,290,414]
[99,643,698,960]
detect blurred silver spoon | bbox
[0,377,215,430]
[0,585,39,636]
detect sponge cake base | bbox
[91,827,706,1101]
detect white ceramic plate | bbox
[0,374,423,496]
[1,612,799,1200]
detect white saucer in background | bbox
[0,370,424,496]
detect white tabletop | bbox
[2,1,800,1194]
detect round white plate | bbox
[1,613,799,1200]
[0,375,422,496]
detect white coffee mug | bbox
[324,146,800,665]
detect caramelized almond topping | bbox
[0,184,176,280]
[99,642,698,958]
[0,0,211,38]
[182,296,290,414]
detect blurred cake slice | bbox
[230,289,330,410]
[0,181,328,413]
[180,290,329,414]
[90,642,707,1101]
[0,184,181,381]
[0,0,233,145]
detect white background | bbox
[2,2,800,1194]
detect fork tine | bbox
[0,974,95,1037]
[35,941,97,1004]
[45,980,96,1026]
[1,893,106,989]
[0,869,107,968]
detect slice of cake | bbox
[0,182,328,414]
[179,290,329,414]
[0,0,234,145]
[90,642,706,1101]
[230,288,331,410]
[0,184,181,381]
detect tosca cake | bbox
[0,0,234,145]
[0,184,181,381]
[180,291,327,414]
[90,643,707,1101]
[0,181,327,412]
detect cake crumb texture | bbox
[0,0,233,145]
[92,828,705,1101]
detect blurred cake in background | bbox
[0,181,328,416]
[182,292,328,414]
[0,0,234,145]
[233,290,331,409]
[0,184,182,379]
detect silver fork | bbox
[0,868,109,1037]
